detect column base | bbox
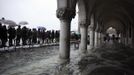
[79,48,87,55]
[58,57,70,64]
[88,45,94,49]
[78,51,88,58]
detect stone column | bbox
[127,30,129,45]
[98,32,101,47]
[131,26,134,48]
[126,33,129,46]
[56,8,75,62]
[89,29,94,49]
[124,33,128,46]
[100,33,104,44]
[120,33,125,44]
[59,20,71,60]
[79,23,88,54]
[94,31,98,48]
[117,33,120,43]
[128,26,132,46]
[131,25,133,48]
[124,36,127,45]
[124,29,128,46]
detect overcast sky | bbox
[0,0,78,30]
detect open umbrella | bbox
[19,21,28,25]
[0,18,18,27]
[37,26,46,30]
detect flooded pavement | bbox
[0,45,81,75]
[79,42,134,75]
[0,43,134,75]
[0,46,60,75]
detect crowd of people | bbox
[0,23,60,48]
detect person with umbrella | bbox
[16,25,22,46]
[0,23,3,47]
[8,26,16,46]
[51,30,55,43]
[37,28,42,44]
[37,26,46,44]
[27,29,32,45]
[0,23,7,47]
[21,26,28,45]
[1,25,8,47]
[0,18,18,47]
[32,28,37,44]
[41,29,46,44]
[0,17,18,27]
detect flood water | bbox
[0,45,82,75]
[0,43,134,75]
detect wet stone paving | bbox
[0,43,134,75]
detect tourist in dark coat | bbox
[27,29,32,45]
[0,23,3,47]
[21,26,28,45]
[32,28,37,44]
[1,25,8,47]
[16,25,22,46]
[8,27,16,46]
[51,30,55,43]
[41,30,46,44]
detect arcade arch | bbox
[56,0,134,62]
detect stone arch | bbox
[106,27,117,36]
[90,0,133,34]
[103,20,124,34]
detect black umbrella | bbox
[0,18,18,27]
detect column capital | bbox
[88,25,94,31]
[79,21,89,28]
[56,8,76,21]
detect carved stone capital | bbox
[56,8,76,21]
[79,21,89,28]
[88,25,94,31]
